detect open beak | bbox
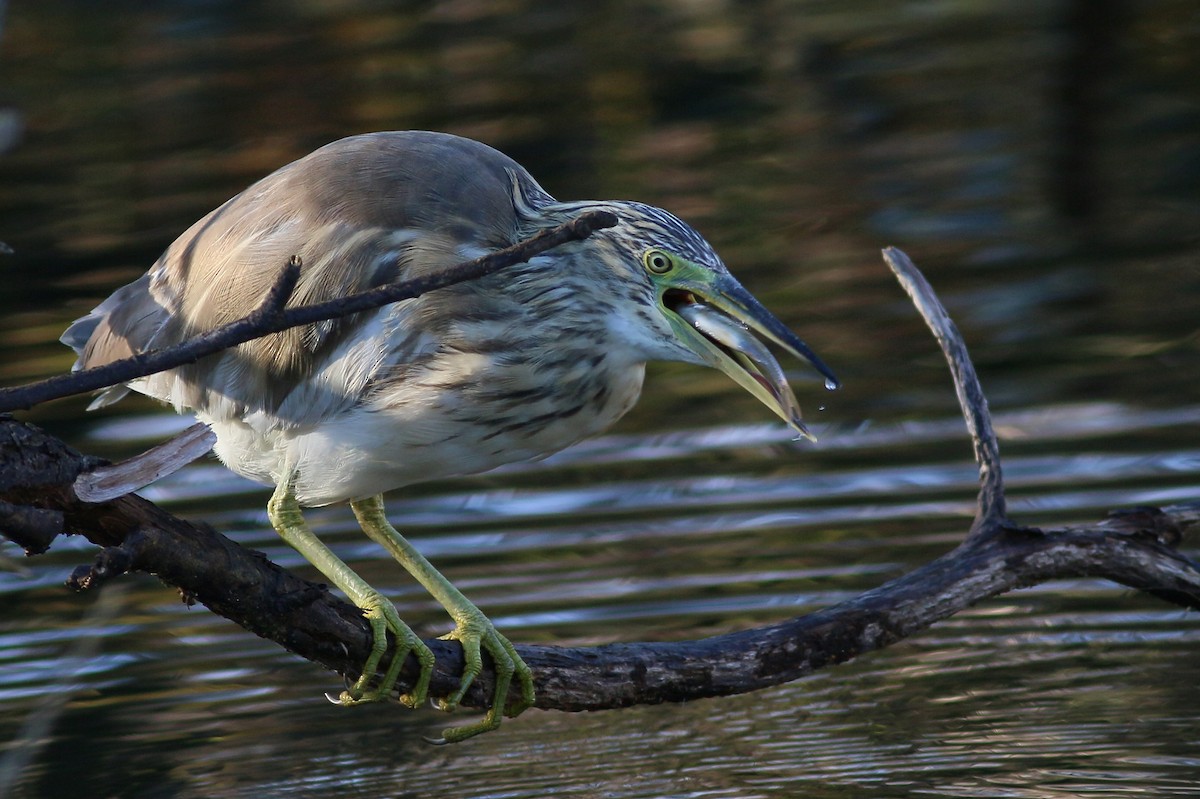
[661,273,838,440]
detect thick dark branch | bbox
[0,210,617,412]
[528,510,1200,710]
[0,499,62,555]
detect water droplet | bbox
[824,378,840,391]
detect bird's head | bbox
[546,201,840,440]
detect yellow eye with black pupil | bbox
[644,250,674,274]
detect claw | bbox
[333,592,435,709]
[431,613,536,743]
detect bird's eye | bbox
[643,250,675,275]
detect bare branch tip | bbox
[253,255,302,317]
[568,209,619,239]
[588,209,620,230]
[881,247,922,284]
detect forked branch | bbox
[0,247,1197,714]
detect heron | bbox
[62,130,838,742]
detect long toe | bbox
[339,593,434,709]
[434,616,535,743]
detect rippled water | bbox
[2,1,1199,797]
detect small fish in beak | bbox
[674,301,810,436]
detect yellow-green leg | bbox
[267,474,434,709]
[350,494,536,743]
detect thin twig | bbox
[882,246,1007,532]
[0,211,618,413]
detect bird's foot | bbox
[429,608,535,743]
[337,590,434,710]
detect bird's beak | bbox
[660,273,839,441]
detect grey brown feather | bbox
[63,130,826,506]
[65,132,558,422]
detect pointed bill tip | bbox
[789,415,818,443]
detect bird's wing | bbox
[64,131,555,425]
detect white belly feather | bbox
[203,335,646,507]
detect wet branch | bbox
[883,247,1006,534]
[1,247,1197,715]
